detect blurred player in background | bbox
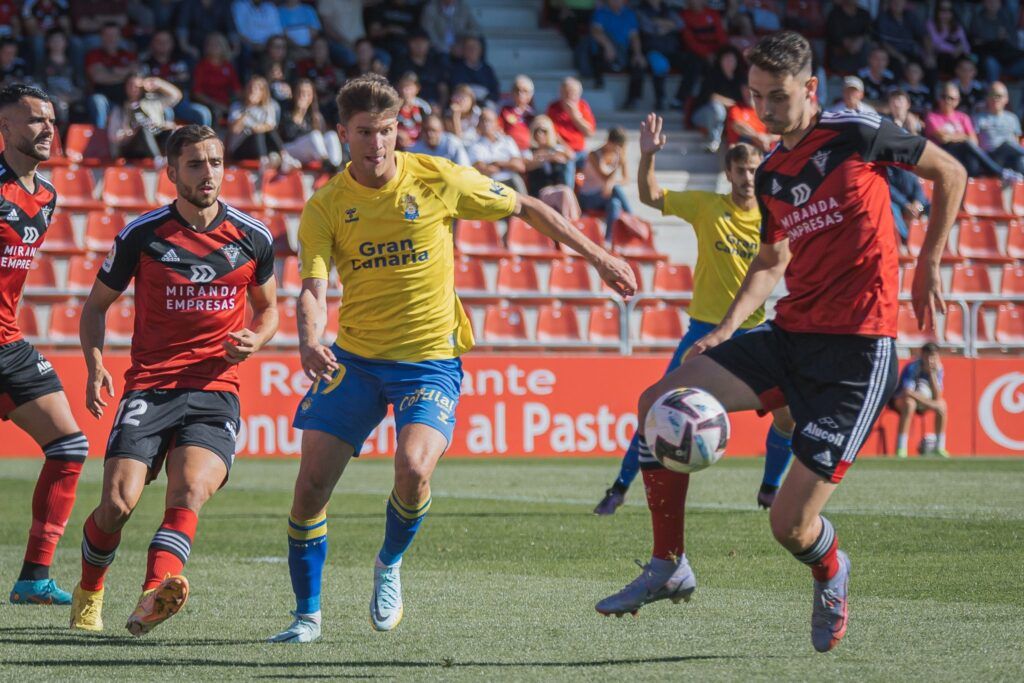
[268,74,636,644]
[890,342,948,458]
[0,84,90,606]
[594,119,794,518]
[70,125,278,635]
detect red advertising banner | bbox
[1,353,1021,458]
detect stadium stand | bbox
[40,212,84,255]
[536,301,583,343]
[483,302,530,343]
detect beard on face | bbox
[16,134,51,162]
[179,181,219,209]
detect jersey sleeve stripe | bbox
[820,111,881,129]
[35,174,56,193]
[225,206,274,245]
[119,206,171,239]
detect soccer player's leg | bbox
[759,408,795,509]
[892,393,916,458]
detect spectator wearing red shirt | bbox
[192,32,241,123]
[678,0,728,110]
[500,75,536,151]
[546,77,596,171]
[21,0,71,69]
[141,29,212,126]
[396,72,432,149]
[85,22,139,128]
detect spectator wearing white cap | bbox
[828,76,877,114]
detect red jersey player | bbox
[0,84,90,606]
[613,32,966,652]
[69,125,279,636]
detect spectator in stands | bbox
[547,77,596,168]
[828,76,877,115]
[585,0,645,109]
[142,30,212,127]
[578,126,632,239]
[926,1,971,77]
[549,0,595,50]
[85,22,139,129]
[192,32,241,125]
[347,37,389,79]
[448,35,500,107]
[317,0,363,67]
[36,29,83,127]
[296,36,344,125]
[826,0,872,75]
[677,0,728,108]
[725,84,778,153]
[523,114,575,197]
[278,0,322,50]
[721,0,757,54]
[900,61,933,115]
[410,112,470,165]
[260,35,295,105]
[232,0,283,63]
[444,83,481,142]
[691,46,744,154]
[0,40,30,88]
[467,108,527,195]
[176,0,239,63]
[108,74,180,161]
[969,0,1024,83]
[366,0,424,58]
[889,88,924,136]
[891,343,948,458]
[229,75,296,170]
[279,78,344,170]
[876,0,928,72]
[390,28,449,107]
[886,89,928,241]
[396,72,431,149]
[500,75,535,152]
[858,48,898,111]
[974,81,1024,176]
[954,57,986,114]
[635,0,683,111]
[69,1,129,51]
[422,0,482,56]
[20,0,72,71]
[925,81,1022,182]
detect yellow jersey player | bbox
[268,75,636,643]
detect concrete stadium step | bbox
[469,0,544,31]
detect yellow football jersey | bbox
[662,190,765,328]
[299,151,517,361]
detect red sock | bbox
[25,459,84,567]
[810,537,840,582]
[144,507,198,590]
[81,513,121,592]
[642,467,690,561]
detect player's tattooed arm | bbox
[296,277,339,381]
[79,281,121,419]
[512,193,637,298]
[226,279,280,364]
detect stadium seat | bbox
[1006,220,1024,259]
[548,257,595,299]
[957,219,1012,263]
[1012,181,1024,216]
[906,218,960,263]
[961,178,1011,219]
[896,302,938,344]
[50,167,102,210]
[603,258,644,296]
[454,254,490,297]
[639,302,683,343]
[155,169,175,204]
[106,298,135,345]
[652,262,694,296]
[312,172,332,191]
[994,303,1024,343]
[482,302,529,342]
[261,170,306,213]
[1001,263,1024,294]
[974,305,994,344]
[943,302,967,344]
[17,306,40,340]
[275,299,300,345]
[506,216,561,258]
[918,177,934,202]
[610,216,666,261]
[278,255,302,294]
[536,302,582,342]
[495,256,542,301]
[101,166,154,211]
[220,168,260,212]
[950,262,994,294]
[587,302,622,343]
[62,124,112,166]
[84,210,126,253]
[256,211,294,256]
[563,215,606,255]
[455,219,508,259]
[48,299,83,342]
[23,259,62,301]
[900,264,915,294]
[67,254,103,295]
[39,212,83,255]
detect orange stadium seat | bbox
[455,219,508,258]
[1001,263,1024,294]
[588,302,622,343]
[943,302,966,344]
[906,218,961,263]
[652,262,694,295]
[101,166,154,211]
[62,124,112,166]
[495,256,542,300]
[603,258,644,295]
[1006,220,1024,259]
[482,302,529,342]
[278,255,302,293]
[84,210,126,253]
[261,170,306,212]
[994,303,1024,343]
[67,254,103,294]
[39,212,83,255]
[974,305,994,344]
[900,263,916,294]
[537,302,581,342]
[1012,181,1024,216]
[957,219,1012,263]
[220,168,260,212]
[312,172,332,191]
[548,257,594,297]
[50,167,102,210]
[48,299,83,342]
[106,298,135,344]
[506,216,561,258]
[639,302,683,343]
[454,254,490,297]
[611,216,665,261]
[23,259,61,301]
[155,169,175,204]
[564,215,606,254]
[17,306,40,339]
[961,178,1011,219]
[275,299,300,345]
[918,177,934,202]
[950,262,994,294]
[896,302,938,344]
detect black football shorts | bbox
[0,340,64,418]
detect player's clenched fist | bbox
[222,328,264,364]
[594,254,637,298]
[299,342,339,382]
[86,365,115,419]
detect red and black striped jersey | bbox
[0,155,56,345]
[756,111,926,337]
[97,201,275,393]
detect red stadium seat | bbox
[900,264,916,295]
[50,167,102,210]
[17,305,40,339]
[39,212,83,255]
[261,170,306,213]
[67,254,103,294]
[1001,263,1024,294]
[506,216,561,258]
[957,219,1012,263]
[950,262,994,294]
[961,178,1011,219]
[1007,220,1024,259]
[63,124,112,166]
[588,302,622,343]
[312,172,332,191]
[896,302,938,344]
[155,169,175,204]
[101,166,154,211]
[974,305,994,344]
[482,302,529,341]
[611,216,666,261]
[907,219,960,263]
[495,256,542,300]
[48,299,83,341]
[652,262,694,295]
[106,298,135,344]
[275,299,300,345]
[536,302,582,342]
[278,255,302,293]
[602,258,644,296]
[258,211,294,256]
[454,254,488,292]
[918,177,934,203]
[994,303,1024,343]
[221,168,260,211]
[23,259,61,301]
[84,210,126,253]
[1012,181,1024,216]
[943,302,966,344]
[566,216,606,254]
[455,219,508,258]
[639,302,683,343]
[548,256,594,296]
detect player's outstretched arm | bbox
[296,277,339,381]
[910,141,967,331]
[79,281,120,419]
[513,193,637,297]
[637,112,667,211]
[225,279,280,364]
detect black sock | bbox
[18,561,48,581]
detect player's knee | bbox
[768,509,812,550]
[395,460,432,498]
[899,396,916,415]
[293,476,333,515]
[97,497,134,528]
[166,483,214,512]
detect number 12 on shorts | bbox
[113,398,149,426]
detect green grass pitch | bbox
[0,457,1022,681]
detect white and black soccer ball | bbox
[644,387,730,473]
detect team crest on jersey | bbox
[344,207,359,223]
[811,149,830,176]
[402,194,419,221]
[101,242,117,272]
[222,244,241,266]
[771,178,782,195]
[41,205,52,226]
[489,181,506,196]
[790,183,812,207]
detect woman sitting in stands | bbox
[228,75,299,171]
[279,78,344,172]
[577,126,633,239]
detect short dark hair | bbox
[888,88,909,101]
[0,83,52,110]
[748,31,812,78]
[725,142,763,169]
[607,126,626,145]
[165,124,220,167]
[921,342,940,355]
[336,74,402,124]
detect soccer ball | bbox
[644,387,730,473]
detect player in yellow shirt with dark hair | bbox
[269,74,636,643]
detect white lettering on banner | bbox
[978,372,1024,450]
[466,402,508,453]
[523,402,635,453]
[235,415,302,455]
[260,361,312,396]
[461,365,556,396]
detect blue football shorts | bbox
[293,345,463,454]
